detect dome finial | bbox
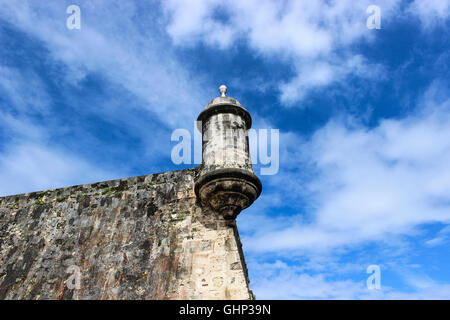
[219,84,227,97]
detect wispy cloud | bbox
[162,0,400,105]
[0,0,213,195]
[242,81,450,255]
[239,81,450,298]
[0,142,117,196]
[408,0,450,29]
[163,0,450,106]
[248,259,450,299]
[0,0,209,128]
[0,66,51,114]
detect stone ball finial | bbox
[219,84,227,97]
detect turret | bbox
[194,85,262,219]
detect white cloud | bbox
[0,1,214,195]
[249,259,450,299]
[0,0,209,128]
[0,112,118,196]
[408,0,450,29]
[241,82,450,254]
[163,0,449,105]
[0,66,51,114]
[253,271,368,300]
[163,0,399,105]
[0,142,117,196]
[279,55,386,104]
[425,225,450,247]
[163,0,391,57]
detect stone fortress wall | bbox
[0,168,253,299]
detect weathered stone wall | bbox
[0,168,253,300]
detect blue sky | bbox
[1,0,449,299]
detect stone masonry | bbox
[0,168,253,299]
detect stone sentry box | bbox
[0,86,262,300]
[195,85,262,220]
